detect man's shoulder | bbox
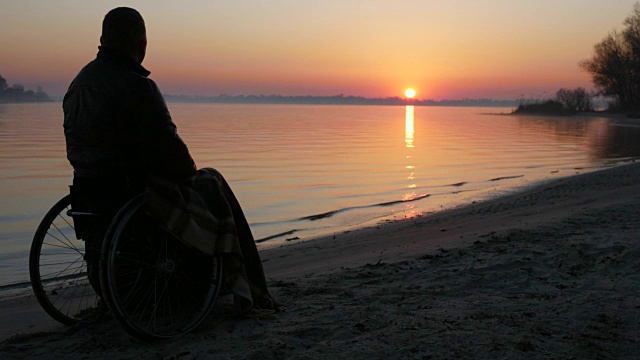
[75,57,147,81]
[68,57,157,96]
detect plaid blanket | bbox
[142,168,272,310]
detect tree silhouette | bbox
[0,75,7,93]
[556,87,593,112]
[0,74,51,103]
[581,4,640,113]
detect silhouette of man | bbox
[63,7,274,309]
[64,8,195,191]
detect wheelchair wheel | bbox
[100,195,223,340]
[29,194,100,325]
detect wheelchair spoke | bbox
[51,286,90,312]
[123,270,156,313]
[38,264,85,281]
[114,254,158,269]
[40,254,84,280]
[50,221,82,253]
[147,274,160,332]
[124,233,156,255]
[133,276,160,326]
[39,259,85,267]
[49,262,92,316]
[42,233,83,255]
[57,207,75,230]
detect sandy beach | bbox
[1,162,639,359]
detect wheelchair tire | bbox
[29,194,100,326]
[100,194,223,340]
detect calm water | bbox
[1,102,640,288]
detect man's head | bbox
[100,7,147,64]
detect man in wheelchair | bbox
[63,7,275,313]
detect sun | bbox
[405,88,416,99]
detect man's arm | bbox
[136,78,196,180]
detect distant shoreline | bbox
[3,98,521,107]
[0,99,53,105]
[163,94,520,107]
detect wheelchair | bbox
[29,191,224,340]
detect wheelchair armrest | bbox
[67,210,101,217]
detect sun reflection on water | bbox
[403,105,418,217]
[405,105,414,149]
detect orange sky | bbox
[1,1,638,99]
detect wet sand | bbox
[2,162,639,358]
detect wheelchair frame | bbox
[29,193,224,340]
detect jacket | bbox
[63,47,195,186]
